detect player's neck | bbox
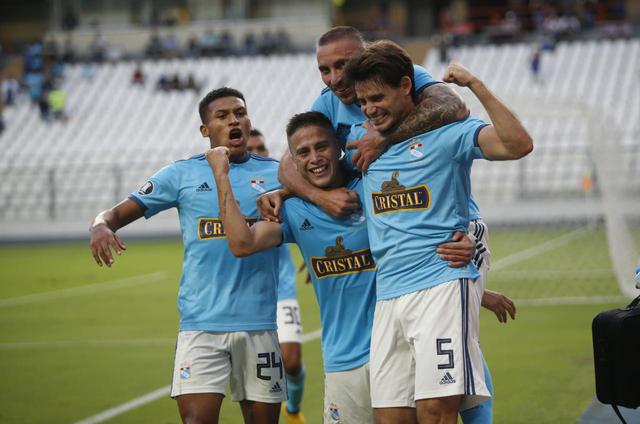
[229,151,250,164]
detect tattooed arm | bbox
[206,147,282,256]
[347,83,469,172]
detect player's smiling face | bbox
[200,96,251,160]
[316,37,363,105]
[290,125,341,189]
[355,76,414,134]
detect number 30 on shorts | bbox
[256,352,283,380]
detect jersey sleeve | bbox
[452,117,490,164]
[279,200,297,244]
[128,164,180,219]
[341,123,367,174]
[311,92,333,121]
[413,64,439,93]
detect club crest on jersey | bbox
[198,217,258,240]
[138,181,154,195]
[180,366,191,380]
[250,177,266,193]
[371,171,430,215]
[309,236,376,279]
[409,142,424,159]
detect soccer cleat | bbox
[281,403,306,424]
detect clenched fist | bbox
[206,146,231,176]
[443,61,479,88]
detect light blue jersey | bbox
[129,153,281,332]
[311,64,437,148]
[280,177,376,372]
[311,64,481,220]
[345,118,487,300]
[277,245,297,301]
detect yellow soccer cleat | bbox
[281,403,306,424]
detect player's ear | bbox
[200,124,209,138]
[400,75,413,96]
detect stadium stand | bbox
[0,39,638,237]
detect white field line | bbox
[73,386,172,424]
[72,328,323,424]
[0,272,168,308]
[489,227,587,271]
[488,228,630,306]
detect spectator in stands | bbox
[242,32,258,56]
[200,30,221,56]
[530,47,542,84]
[161,33,179,58]
[274,29,293,54]
[89,33,107,63]
[24,71,45,105]
[170,73,181,90]
[38,90,50,122]
[132,64,145,86]
[185,35,201,58]
[2,76,20,106]
[219,31,235,56]
[145,33,163,59]
[156,74,171,91]
[61,6,79,32]
[185,73,200,93]
[258,31,276,55]
[48,85,67,121]
[62,37,76,63]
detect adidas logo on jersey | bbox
[269,382,283,393]
[299,219,314,231]
[196,182,212,192]
[439,372,456,385]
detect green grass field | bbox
[0,226,633,423]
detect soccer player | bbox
[89,87,286,424]
[343,41,532,424]
[247,129,307,424]
[273,26,517,423]
[208,111,437,423]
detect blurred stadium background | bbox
[0,0,639,423]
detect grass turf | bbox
[0,228,629,423]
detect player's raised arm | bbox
[207,146,282,256]
[443,61,533,160]
[346,81,469,172]
[278,150,360,217]
[89,198,143,267]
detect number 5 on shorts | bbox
[436,338,454,369]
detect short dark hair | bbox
[249,128,263,137]
[286,111,334,140]
[344,40,416,102]
[317,26,365,47]
[198,87,246,124]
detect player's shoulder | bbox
[311,87,336,113]
[248,152,279,164]
[347,121,367,140]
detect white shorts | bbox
[170,330,287,403]
[324,363,374,424]
[277,298,303,344]
[370,279,490,410]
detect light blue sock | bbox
[285,365,306,414]
[460,357,494,424]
